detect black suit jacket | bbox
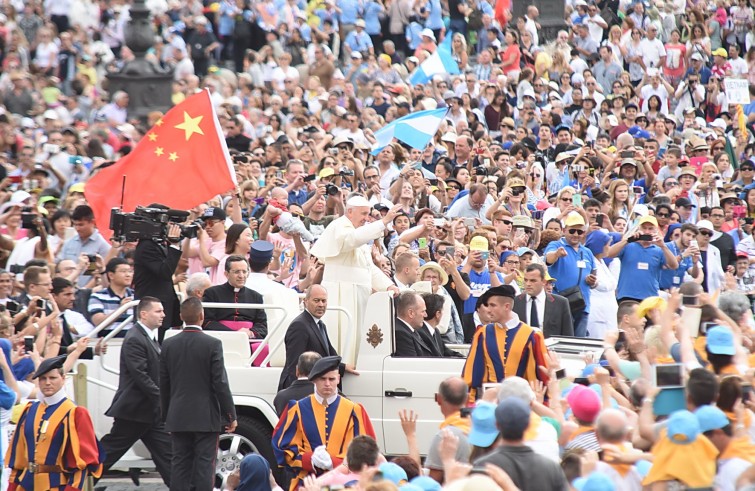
[279,311,337,390]
[202,283,268,338]
[273,379,314,415]
[417,323,465,358]
[133,239,182,338]
[513,292,574,338]
[107,322,161,424]
[394,318,435,357]
[160,326,236,432]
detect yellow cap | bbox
[68,183,85,194]
[564,213,585,227]
[469,236,489,251]
[637,296,667,319]
[638,215,658,227]
[318,167,335,179]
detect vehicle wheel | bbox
[215,416,274,489]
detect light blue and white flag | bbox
[371,108,448,155]
[408,34,460,85]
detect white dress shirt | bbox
[313,392,338,406]
[526,290,546,330]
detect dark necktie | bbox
[317,320,329,353]
[151,334,161,354]
[530,296,540,328]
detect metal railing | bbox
[86,300,355,375]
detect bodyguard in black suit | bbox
[279,285,341,390]
[99,297,172,485]
[274,351,320,415]
[160,297,237,491]
[133,219,183,341]
[418,293,465,358]
[513,264,574,338]
[393,291,436,357]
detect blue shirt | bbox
[344,30,373,53]
[288,188,308,207]
[425,0,444,29]
[337,0,361,24]
[57,230,112,287]
[616,241,667,300]
[544,238,597,314]
[659,241,693,290]
[463,268,505,314]
[363,0,384,35]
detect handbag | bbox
[559,251,586,313]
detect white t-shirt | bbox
[639,38,666,69]
[640,84,670,115]
[729,57,749,78]
[586,14,606,45]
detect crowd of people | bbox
[0,0,752,490]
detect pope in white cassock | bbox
[310,196,402,364]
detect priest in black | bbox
[201,255,267,339]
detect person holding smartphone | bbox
[605,215,679,302]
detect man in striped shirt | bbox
[87,258,134,337]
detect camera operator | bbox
[132,209,183,341]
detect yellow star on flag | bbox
[175,111,205,141]
[168,152,179,162]
[155,147,164,156]
[147,133,157,142]
[155,119,164,127]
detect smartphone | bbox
[23,336,33,354]
[690,239,699,249]
[700,321,717,335]
[555,368,567,380]
[429,178,439,186]
[531,210,544,220]
[43,143,60,154]
[445,247,455,257]
[632,186,644,195]
[596,214,604,227]
[418,237,427,249]
[588,167,595,177]
[463,217,476,229]
[476,147,484,155]
[5,300,18,313]
[303,174,317,183]
[411,162,423,170]
[654,364,684,388]
[35,299,45,309]
[572,194,582,207]
[638,234,653,241]
[574,377,590,386]
[617,330,626,344]
[8,175,22,184]
[329,148,339,155]
[483,158,491,166]
[620,150,635,159]
[275,170,283,179]
[480,251,490,261]
[682,295,699,306]
[433,218,445,227]
[68,155,83,166]
[743,385,753,403]
[680,306,703,338]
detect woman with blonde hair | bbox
[451,33,469,72]
[548,50,571,81]
[603,25,626,66]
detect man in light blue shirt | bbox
[446,184,494,224]
[343,20,374,58]
[57,205,111,287]
[337,0,362,38]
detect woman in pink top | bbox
[664,29,687,87]
[501,30,521,78]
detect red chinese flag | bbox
[85,89,236,239]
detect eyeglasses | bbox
[656,213,670,218]
[568,228,585,235]
[203,220,219,228]
[665,182,679,187]
[560,197,572,202]
[504,260,520,265]
[699,230,712,236]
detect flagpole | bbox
[120,176,127,211]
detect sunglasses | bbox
[699,230,712,236]
[560,197,572,202]
[447,185,460,190]
[742,168,755,172]
[568,228,585,235]
[656,213,670,218]
[501,219,513,225]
